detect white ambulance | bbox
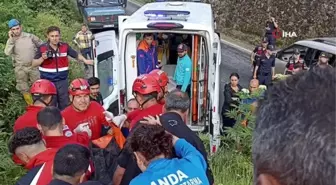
[117,1,222,154]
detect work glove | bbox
[74,123,92,138]
[112,114,127,128]
[103,111,114,123]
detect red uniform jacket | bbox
[62,101,109,140]
[44,132,90,148]
[129,103,164,130]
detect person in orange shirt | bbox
[149,69,169,105]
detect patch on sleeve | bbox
[185,68,190,71]
[139,54,144,58]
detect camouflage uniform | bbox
[4,32,42,104]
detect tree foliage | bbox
[0,0,84,183]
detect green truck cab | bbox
[77,0,127,29]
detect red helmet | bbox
[30,79,57,95]
[69,78,90,96]
[149,69,169,87]
[132,75,161,95]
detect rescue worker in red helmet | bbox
[14,79,57,132]
[128,74,164,130]
[149,69,169,104]
[62,78,123,141]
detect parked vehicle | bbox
[275,37,336,74]
[77,0,127,29]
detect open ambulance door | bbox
[92,31,119,115]
[209,33,221,155]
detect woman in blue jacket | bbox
[128,123,209,185]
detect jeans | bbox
[80,47,92,70]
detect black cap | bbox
[267,45,275,51]
[320,52,330,58]
[177,43,188,52]
[262,37,269,43]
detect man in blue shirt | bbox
[137,33,159,75]
[174,44,192,96]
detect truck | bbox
[77,0,127,29]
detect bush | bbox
[0,0,84,182]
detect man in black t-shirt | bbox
[112,90,214,185]
[88,77,104,106]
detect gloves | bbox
[104,111,114,123]
[74,123,92,138]
[112,114,127,128]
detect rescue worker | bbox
[9,127,58,184]
[173,43,192,96]
[250,37,268,73]
[32,26,93,111]
[265,16,278,47]
[49,144,92,185]
[253,45,276,87]
[4,19,42,105]
[137,33,159,75]
[149,69,169,104]
[88,77,104,106]
[14,79,57,132]
[73,24,95,77]
[62,78,122,141]
[129,74,164,130]
[37,106,91,148]
[128,124,209,185]
[141,89,215,185]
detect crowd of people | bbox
[4,16,335,185]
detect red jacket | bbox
[44,132,90,148]
[14,105,43,132]
[129,103,164,130]
[25,148,58,185]
[62,101,109,140]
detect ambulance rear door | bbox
[209,32,221,155]
[93,31,119,115]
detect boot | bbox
[23,92,33,105]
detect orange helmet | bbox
[69,78,90,96]
[149,69,169,88]
[30,79,57,95]
[132,75,161,95]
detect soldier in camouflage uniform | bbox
[4,19,42,105]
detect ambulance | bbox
[117,1,222,154]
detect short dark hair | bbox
[8,127,43,154]
[229,72,240,79]
[88,77,100,86]
[164,89,190,113]
[129,124,173,161]
[53,144,90,177]
[37,106,63,130]
[253,67,336,185]
[143,33,153,38]
[47,26,61,35]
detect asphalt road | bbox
[125,0,252,108]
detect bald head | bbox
[250,79,259,93]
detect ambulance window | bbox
[97,51,114,98]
